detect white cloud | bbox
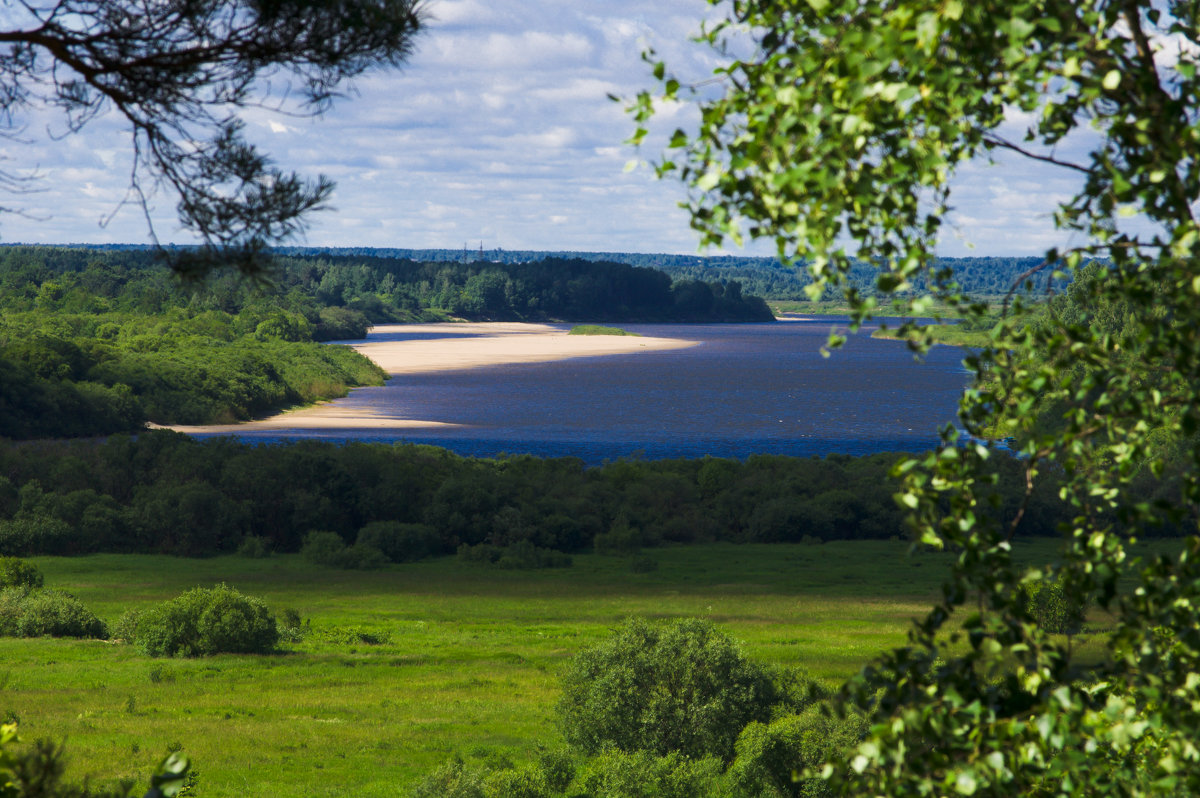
[0,0,1110,258]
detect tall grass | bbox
[2,539,1117,797]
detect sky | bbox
[0,0,1098,257]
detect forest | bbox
[0,431,1082,563]
[0,246,771,439]
[270,246,1056,301]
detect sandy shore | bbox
[162,322,698,434]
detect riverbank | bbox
[162,322,698,434]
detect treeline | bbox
[0,247,389,437]
[0,432,1082,561]
[276,254,774,322]
[273,245,1057,301]
[0,245,774,323]
[0,246,771,439]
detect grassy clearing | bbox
[1,539,1137,796]
[567,324,641,336]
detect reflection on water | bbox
[202,320,971,463]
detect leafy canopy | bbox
[0,1,424,277]
[636,0,1200,794]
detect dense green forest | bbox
[0,246,771,439]
[269,246,1058,301]
[0,432,1083,562]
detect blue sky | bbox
[3,0,1096,257]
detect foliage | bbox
[0,588,108,640]
[136,584,277,657]
[0,722,192,798]
[556,617,781,762]
[0,559,41,591]
[355,522,442,563]
[235,536,272,559]
[637,0,1200,793]
[727,707,866,798]
[0,433,1076,559]
[1019,575,1090,639]
[300,531,387,570]
[574,750,729,798]
[0,2,423,274]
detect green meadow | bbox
[2,539,1127,796]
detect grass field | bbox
[2,539,1134,796]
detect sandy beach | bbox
[163,322,698,434]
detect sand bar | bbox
[163,322,698,434]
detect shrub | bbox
[137,584,278,657]
[557,617,781,762]
[0,587,108,639]
[0,517,75,556]
[356,521,441,562]
[300,530,386,570]
[728,707,867,798]
[111,609,143,643]
[0,557,42,589]
[410,758,487,798]
[236,535,272,558]
[300,530,347,564]
[575,749,726,798]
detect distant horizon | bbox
[0,240,1048,262]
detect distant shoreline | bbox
[162,322,699,434]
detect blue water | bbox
[202,320,971,463]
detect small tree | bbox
[136,584,277,657]
[556,617,781,762]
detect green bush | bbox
[0,587,108,639]
[410,758,487,798]
[0,557,43,589]
[111,609,143,643]
[136,584,278,657]
[301,530,386,570]
[0,516,75,556]
[236,535,272,558]
[356,521,441,562]
[575,749,727,798]
[557,618,781,762]
[728,707,867,798]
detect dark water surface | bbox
[203,320,971,463]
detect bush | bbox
[136,584,278,657]
[236,535,272,558]
[356,521,441,563]
[111,609,143,643]
[0,587,108,639]
[575,749,727,798]
[557,618,782,762]
[301,530,386,570]
[0,557,42,589]
[0,516,75,556]
[728,707,867,798]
